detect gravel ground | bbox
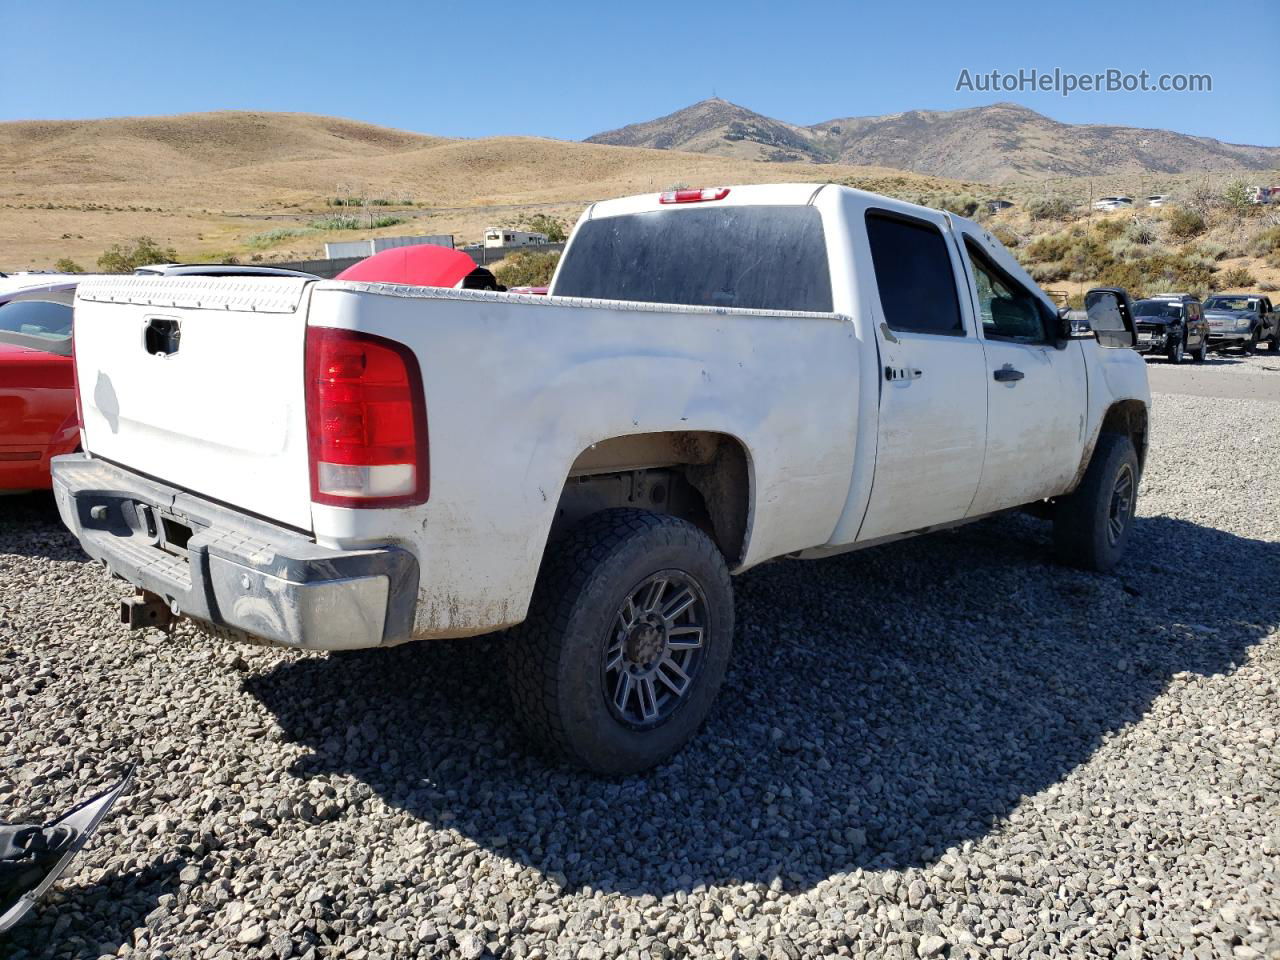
[2,386,1278,960]
[1145,349,1280,402]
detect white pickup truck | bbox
[54,184,1149,773]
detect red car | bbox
[0,277,81,491]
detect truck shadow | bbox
[0,492,82,561]
[251,513,1276,895]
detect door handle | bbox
[993,365,1025,382]
[884,366,923,382]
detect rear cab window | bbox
[553,205,833,313]
[864,211,964,336]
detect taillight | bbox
[658,187,730,204]
[305,327,428,508]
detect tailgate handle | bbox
[144,317,182,357]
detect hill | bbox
[587,99,1280,182]
[0,110,967,269]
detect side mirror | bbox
[1084,288,1137,349]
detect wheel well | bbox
[1100,400,1148,473]
[554,431,751,566]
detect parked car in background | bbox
[1203,293,1279,353]
[1093,196,1134,211]
[0,275,86,492]
[1144,195,1171,208]
[1132,294,1209,363]
[54,183,1150,773]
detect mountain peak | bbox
[585,99,1279,182]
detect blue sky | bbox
[3,0,1276,145]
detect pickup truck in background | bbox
[1203,293,1280,352]
[53,184,1150,773]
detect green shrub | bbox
[1166,207,1206,240]
[246,227,317,249]
[1218,265,1257,288]
[1197,241,1228,261]
[1028,261,1068,283]
[1222,179,1254,212]
[371,215,406,229]
[1249,226,1280,257]
[494,251,560,288]
[1093,217,1127,241]
[1026,229,1082,263]
[96,236,178,273]
[311,215,361,230]
[1026,196,1073,221]
[989,224,1020,248]
[53,257,84,273]
[1124,218,1158,245]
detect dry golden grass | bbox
[0,111,964,269]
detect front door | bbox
[855,208,988,542]
[957,230,1087,516]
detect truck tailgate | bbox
[73,276,314,531]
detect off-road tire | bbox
[1243,329,1260,355]
[1053,433,1140,574]
[506,509,734,775]
[1166,333,1185,364]
[1193,337,1208,362]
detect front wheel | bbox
[506,509,734,775]
[1053,433,1140,574]
[1166,333,1185,364]
[1243,329,1261,355]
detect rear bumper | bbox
[51,454,419,650]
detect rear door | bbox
[855,207,988,542]
[73,276,314,530]
[954,226,1087,516]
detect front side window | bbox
[864,211,963,335]
[0,299,74,356]
[964,241,1051,343]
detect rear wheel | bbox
[506,509,734,775]
[1193,336,1208,362]
[1053,433,1140,574]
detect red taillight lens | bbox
[305,327,429,508]
[658,187,730,204]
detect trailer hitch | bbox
[120,591,173,632]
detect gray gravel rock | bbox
[1,386,1278,959]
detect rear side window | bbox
[553,205,833,313]
[865,211,963,335]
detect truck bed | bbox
[72,276,864,638]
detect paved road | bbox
[1145,350,1280,402]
